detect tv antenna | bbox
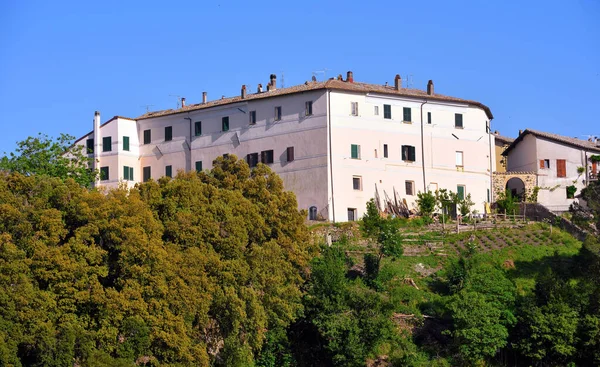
[312,68,330,81]
[169,94,182,109]
[140,104,155,113]
[280,71,285,88]
[404,74,414,89]
[580,134,599,142]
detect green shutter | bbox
[195,161,202,172]
[166,165,172,178]
[455,114,463,128]
[144,129,151,144]
[100,167,109,180]
[123,136,129,151]
[384,104,391,119]
[123,166,129,180]
[351,144,358,159]
[102,137,111,152]
[165,126,172,141]
[457,186,465,200]
[143,166,151,182]
[129,167,133,181]
[403,107,411,122]
[409,146,416,161]
[195,121,202,136]
[222,117,229,131]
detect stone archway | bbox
[492,171,537,202]
[506,177,526,200]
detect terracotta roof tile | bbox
[494,134,515,144]
[136,79,493,120]
[503,129,600,156]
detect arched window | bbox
[309,206,317,220]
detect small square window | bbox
[165,165,172,178]
[123,136,130,151]
[102,137,112,152]
[286,146,295,162]
[274,106,282,121]
[374,106,379,116]
[429,182,438,192]
[383,144,388,158]
[351,144,360,159]
[86,138,94,154]
[348,208,357,221]
[247,152,259,168]
[383,104,392,119]
[100,166,109,181]
[195,121,202,136]
[195,161,203,172]
[427,112,432,124]
[143,129,151,144]
[403,107,412,122]
[405,181,415,196]
[222,116,229,131]
[455,113,463,128]
[540,159,550,169]
[261,150,274,164]
[143,166,151,182]
[249,111,256,125]
[305,101,313,116]
[351,102,358,116]
[165,126,172,141]
[353,176,362,191]
[456,151,464,167]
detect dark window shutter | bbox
[144,129,151,144]
[129,167,133,181]
[457,186,465,200]
[143,166,151,182]
[384,104,391,119]
[123,166,129,180]
[165,165,172,178]
[427,112,431,124]
[287,147,295,162]
[102,137,112,152]
[351,144,358,159]
[195,121,202,136]
[401,145,407,160]
[409,146,416,161]
[100,166,109,180]
[249,111,256,125]
[123,136,130,151]
[455,114,463,128]
[383,144,388,158]
[86,139,94,153]
[222,116,229,131]
[403,107,411,122]
[195,161,202,172]
[165,126,172,141]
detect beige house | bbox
[75,71,495,221]
[493,132,514,173]
[503,129,600,212]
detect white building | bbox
[503,129,600,212]
[74,71,496,221]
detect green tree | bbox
[0,133,97,186]
[360,199,403,270]
[415,190,436,222]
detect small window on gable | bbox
[274,106,282,121]
[143,166,151,182]
[165,165,172,178]
[261,150,274,164]
[100,166,109,181]
[195,121,202,136]
[222,116,230,131]
[195,161,203,172]
[353,176,362,191]
[405,181,415,196]
[401,145,416,162]
[374,106,379,116]
[286,146,295,162]
[383,104,392,119]
[351,144,360,159]
[247,153,259,168]
[86,138,94,154]
[305,101,313,116]
[102,137,112,152]
[403,107,412,122]
[123,136,130,151]
[309,206,318,220]
[351,102,358,116]
[455,113,463,128]
[383,144,388,158]
[249,111,256,125]
[165,126,172,141]
[143,129,151,144]
[427,112,432,124]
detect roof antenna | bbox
[312,68,330,81]
[169,94,182,108]
[405,74,414,89]
[280,71,285,88]
[140,104,155,113]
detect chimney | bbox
[519,129,523,135]
[202,92,207,104]
[427,80,434,95]
[269,74,277,90]
[258,83,263,93]
[494,130,499,135]
[337,74,343,81]
[181,97,186,107]
[346,71,354,83]
[241,85,247,99]
[394,74,402,90]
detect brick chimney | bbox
[337,74,343,81]
[181,97,186,107]
[394,74,402,90]
[427,80,434,95]
[258,83,263,93]
[241,85,247,99]
[202,92,207,104]
[269,74,277,90]
[519,130,523,135]
[346,71,354,83]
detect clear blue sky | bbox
[1,0,598,152]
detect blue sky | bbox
[0,0,598,151]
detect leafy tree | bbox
[458,193,475,217]
[0,133,97,186]
[360,199,403,272]
[496,189,518,214]
[416,190,436,222]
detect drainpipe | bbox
[488,120,494,202]
[420,101,428,192]
[184,116,192,171]
[327,90,336,222]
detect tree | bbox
[416,190,436,222]
[0,133,97,186]
[360,199,403,274]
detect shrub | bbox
[496,190,519,214]
[416,190,437,221]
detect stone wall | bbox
[518,203,589,241]
[492,171,537,202]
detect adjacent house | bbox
[503,129,600,212]
[74,71,495,221]
[493,132,514,173]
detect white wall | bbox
[506,134,537,172]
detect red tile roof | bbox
[136,79,494,120]
[503,129,600,156]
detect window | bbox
[195,161,203,172]
[100,166,109,181]
[143,129,151,144]
[383,104,392,119]
[403,107,412,122]
[348,208,357,221]
[194,121,202,136]
[455,113,463,128]
[165,165,172,178]
[286,146,295,162]
[261,150,274,164]
[540,159,550,169]
[102,137,112,152]
[222,116,229,131]
[305,101,313,116]
[351,102,358,116]
[247,153,259,168]
[401,145,416,162]
[405,181,415,196]
[123,166,133,181]
[165,126,172,141]
[557,159,567,178]
[309,206,318,220]
[143,166,151,182]
[123,136,130,151]
[374,106,379,116]
[427,112,432,124]
[351,144,361,159]
[86,138,94,154]
[353,176,362,191]
[429,182,438,192]
[274,106,282,121]
[249,111,256,125]
[383,144,388,158]
[456,151,464,167]
[457,185,466,200]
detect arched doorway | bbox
[506,177,526,201]
[309,206,318,220]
